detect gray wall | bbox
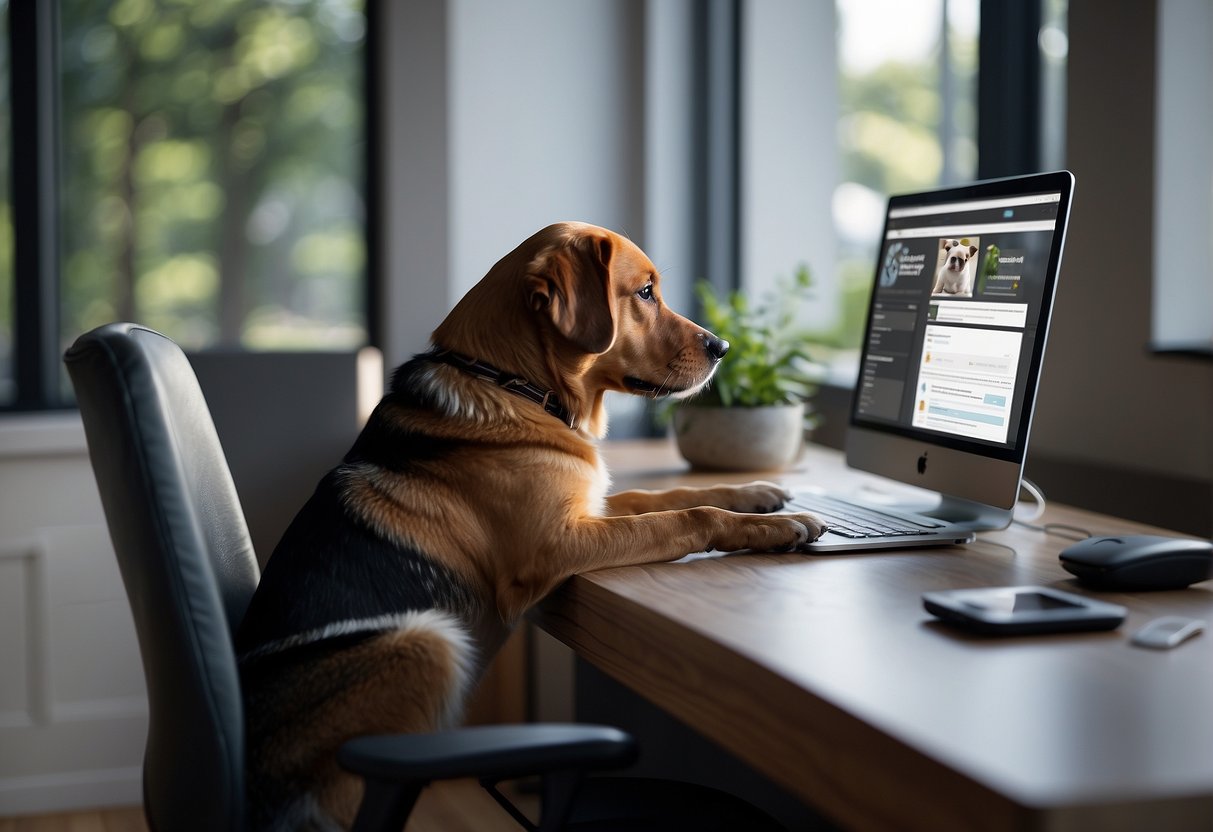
[380,0,647,368]
[1027,0,1213,534]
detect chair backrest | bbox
[65,323,261,832]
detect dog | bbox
[931,238,978,296]
[234,221,826,830]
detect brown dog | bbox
[235,222,825,829]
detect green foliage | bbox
[691,265,820,410]
[56,0,368,350]
[823,17,977,355]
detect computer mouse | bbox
[1059,535,1213,590]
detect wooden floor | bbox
[0,807,147,832]
[0,778,535,832]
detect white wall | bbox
[380,0,452,368]
[642,0,698,315]
[1152,0,1213,349]
[381,0,662,437]
[448,0,646,300]
[0,353,377,816]
[740,0,838,327]
[383,0,648,367]
[0,415,146,815]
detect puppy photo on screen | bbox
[931,237,979,297]
[235,221,827,830]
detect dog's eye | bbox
[636,283,654,302]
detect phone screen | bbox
[925,585,1126,635]
[963,589,1083,614]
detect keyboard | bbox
[787,492,947,540]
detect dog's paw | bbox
[714,512,827,553]
[710,481,793,514]
[787,512,829,551]
[781,512,828,550]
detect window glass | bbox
[59,0,367,353]
[827,0,979,356]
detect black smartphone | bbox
[923,585,1126,635]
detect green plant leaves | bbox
[691,266,821,410]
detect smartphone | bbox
[923,585,1127,635]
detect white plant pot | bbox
[672,402,806,472]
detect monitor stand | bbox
[844,462,1018,533]
[858,483,1015,532]
[902,493,1014,532]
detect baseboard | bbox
[0,766,142,817]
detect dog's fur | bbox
[235,222,825,830]
[931,238,978,296]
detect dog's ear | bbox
[943,239,958,251]
[527,233,616,354]
[968,245,978,257]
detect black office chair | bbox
[65,323,784,832]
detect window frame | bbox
[9,0,63,410]
[976,0,1045,179]
[4,0,379,412]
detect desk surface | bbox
[531,440,1213,832]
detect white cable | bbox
[1015,477,1047,523]
[1008,477,1093,540]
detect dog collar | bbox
[430,349,579,430]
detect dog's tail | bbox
[246,610,477,831]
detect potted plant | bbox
[672,265,820,471]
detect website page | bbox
[854,192,1061,449]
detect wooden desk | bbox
[531,440,1213,831]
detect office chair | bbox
[65,323,784,832]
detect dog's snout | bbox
[702,333,729,361]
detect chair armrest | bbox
[337,723,637,783]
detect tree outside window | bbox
[826,0,979,355]
[59,0,367,354]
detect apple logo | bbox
[917,452,928,475]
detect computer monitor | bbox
[845,170,1075,531]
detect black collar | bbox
[430,349,578,430]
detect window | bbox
[736,1,1069,391]
[828,0,980,358]
[5,0,370,410]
